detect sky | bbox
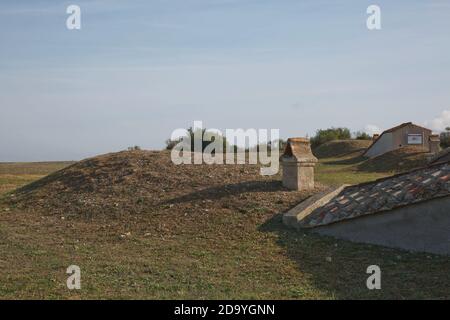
[1,0,450,161]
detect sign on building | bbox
[407,134,423,145]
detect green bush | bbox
[310,127,351,148]
[354,131,372,140]
[165,127,229,152]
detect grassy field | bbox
[315,155,388,185]
[0,162,73,195]
[0,155,448,299]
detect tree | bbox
[354,131,372,140]
[310,127,351,148]
[165,127,229,152]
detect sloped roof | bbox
[299,161,450,228]
[363,122,432,156]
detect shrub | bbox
[165,127,229,152]
[354,131,372,140]
[127,146,141,151]
[310,127,351,148]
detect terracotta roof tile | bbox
[300,161,450,228]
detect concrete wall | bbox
[365,132,394,158]
[392,124,431,149]
[314,196,450,256]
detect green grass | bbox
[0,157,448,299]
[315,155,388,186]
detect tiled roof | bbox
[383,122,413,133]
[300,161,450,228]
[380,122,432,134]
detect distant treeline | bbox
[310,128,371,148]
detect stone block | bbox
[281,137,318,191]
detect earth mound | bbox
[313,140,372,159]
[5,150,317,218]
[358,146,430,173]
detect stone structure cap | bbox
[281,137,318,163]
[429,134,440,141]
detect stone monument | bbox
[429,135,441,154]
[281,137,318,191]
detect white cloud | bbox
[363,124,382,136]
[424,110,450,132]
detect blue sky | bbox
[1,0,450,161]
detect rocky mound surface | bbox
[358,146,430,173]
[313,140,372,159]
[5,150,319,218]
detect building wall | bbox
[365,124,432,158]
[313,196,450,256]
[391,124,431,149]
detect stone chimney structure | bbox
[429,135,440,154]
[281,137,318,191]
